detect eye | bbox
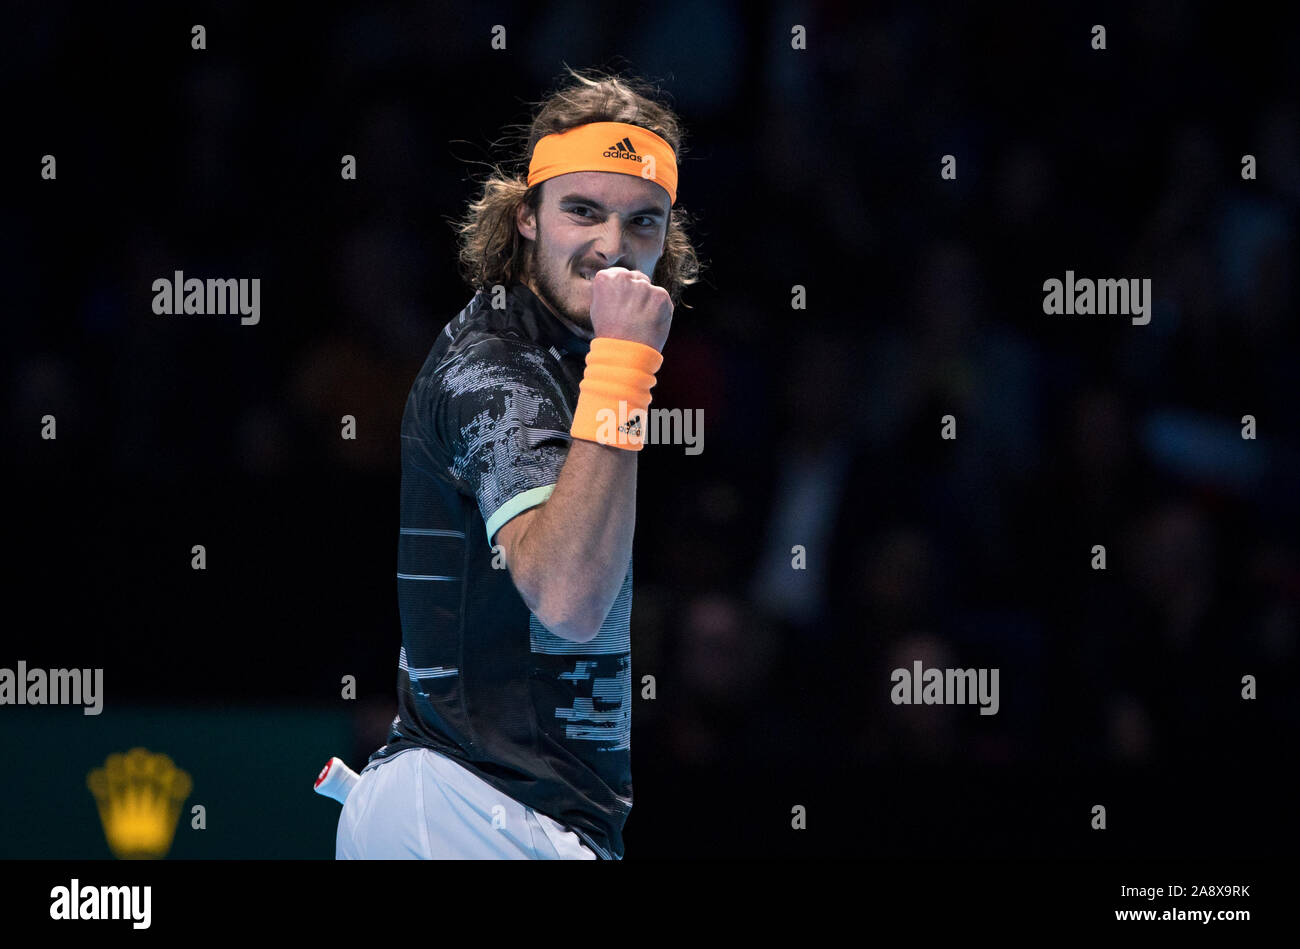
[566,206,592,218]
[634,216,658,228]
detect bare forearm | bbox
[513,438,637,638]
[504,267,672,640]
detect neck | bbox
[524,277,595,341]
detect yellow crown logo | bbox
[86,748,192,859]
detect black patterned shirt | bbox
[368,282,633,859]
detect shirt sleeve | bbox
[433,337,574,546]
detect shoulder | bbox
[435,329,565,399]
[433,283,576,374]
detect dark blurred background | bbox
[2,1,1297,858]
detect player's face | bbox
[517,171,669,332]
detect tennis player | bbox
[335,68,699,859]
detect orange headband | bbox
[527,121,678,206]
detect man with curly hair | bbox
[336,67,699,860]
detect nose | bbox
[591,217,630,265]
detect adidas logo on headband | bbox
[604,137,641,162]
[528,121,678,204]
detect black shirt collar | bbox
[509,282,592,357]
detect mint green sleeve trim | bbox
[484,484,556,546]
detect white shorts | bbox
[335,746,597,860]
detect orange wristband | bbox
[570,337,664,450]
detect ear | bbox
[516,197,538,241]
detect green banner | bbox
[0,706,355,859]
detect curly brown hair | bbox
[452,66,702,307]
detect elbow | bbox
[511,551,608,644]
[534,595,606,644]
[554,622,603,645]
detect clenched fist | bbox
[589,267,674,353]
